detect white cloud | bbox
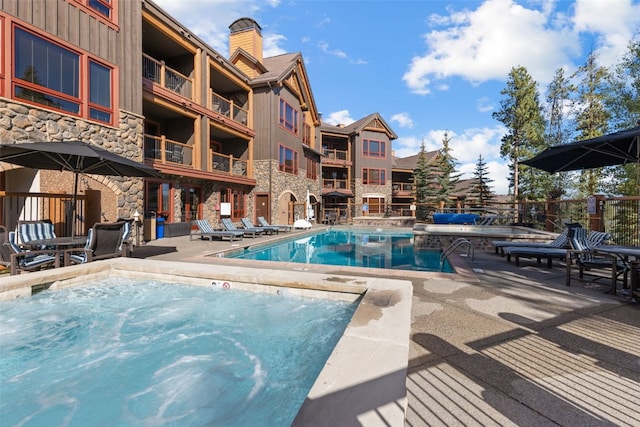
[322,110,355,126]
[390,113,414,129]
[573,0,640,67]
[403,0,583,94]
[318,41,347,59]
[263,34,288,57]
[477,97,494,113]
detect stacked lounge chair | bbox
[493,229,570,256]
[221,218,261,238]
[192,219,244,242]
[566,228,626,286]
[241,217,277,235]
[258,216,292,232]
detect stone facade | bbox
[252,159,320,225]
[0,99,146,220]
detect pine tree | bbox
[544,67,574,196]
[572,51,611,196]
[433,132,461,205]
[606,34,640,196]
[469,154,496,208]
[413,141,430,220]
[492,66,547,209]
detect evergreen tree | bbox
[469,154,496,208]
[413,141,430,220]
[544,67,575,196]
[572,51,611,196]
[606,33,640,196]
[492,66,547,208]
[433,132,461,204]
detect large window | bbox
[363,139,386,158]
[12,26,114,125]
[363,168,386,185]
[279,145,298,175]
[279,98,298,135]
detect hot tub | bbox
[413,223,557,251]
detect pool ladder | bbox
[441,238,474,267]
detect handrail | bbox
[441,238,474,267]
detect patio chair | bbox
[565,228,627,287]
[1,225,12,270]
[17,220,56,249]
[221,218,261,238]
[63,222,131,265]
[241,217,277,235]
[8,231,60,275]
[493,229,570,256]
[503,246,569,268]
[191,219,244,242]
[258,216,292,232]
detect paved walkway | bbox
[132,228,640,427]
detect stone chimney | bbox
[229,18,263,78]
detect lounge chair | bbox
[258,216,292,232]
[493,229,570,255]
[63,222,131,265]
[504,246,569,268]
[8,230,60,275]
[221,218,261,238]
[565,228,627,287]
[241,217,277,235]
[0,225,11,270]
[192,219,244,242]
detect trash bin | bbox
[156,217,165,239]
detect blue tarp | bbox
[433,213,479,224]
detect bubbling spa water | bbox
[0,278,357,426]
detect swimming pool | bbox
[0,258,412,426]
[0,277,356,426]
[227,229,454,273]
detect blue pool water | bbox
[228,229,454,273]
[0,278,356,426]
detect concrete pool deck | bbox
[3,225,639,426]
[130,226,640,426]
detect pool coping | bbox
[0,257,413,426]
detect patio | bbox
[125,231,640,426]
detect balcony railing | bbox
[212,152,247,176]
[211,91,249,126]
[144,134,193,167]
[323,148,348,161]
[143,54,193,99]
[323,178,348,190]
[392,183,414,195]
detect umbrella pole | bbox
[71,173,78,237]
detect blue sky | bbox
[153,0,640,195]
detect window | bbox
[222,188,246,220]
[279,145,298,175]
[363,139,386,158]
[363,196,385,214]
[279,98,298,135]
[12,26,114,124]
[88,0,112,18]
[303,122,311,145]
[363,168,386,185]
[306,157,317,180]
[146,181,172,221]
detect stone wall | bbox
[0,99,146,219]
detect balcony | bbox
[392,183,414,197]
[211,91,249,126]
[144,134,192,167]
[212,152,247,177]
[322,148,350,166]
[143,54,193,100]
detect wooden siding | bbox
[229,28,262,66]
[0,0,142,114]
[353,130,393,179]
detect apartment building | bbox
[320,113,397,220]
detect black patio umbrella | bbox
[521,126,640,173]
[0,140,161,236]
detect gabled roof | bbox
[251,52,320,125]
[320,112,398,140]
[229,47,268,74]
[392,151,439,170]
